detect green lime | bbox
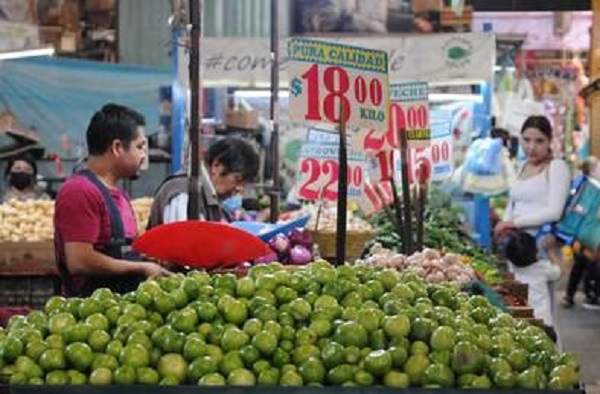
[45,370,69,385]
[220,351,244,377]
[114,365,137,385]
[67,369,87,385]
[251,330,278,356]
[198,372,226,386]
[383,370,410,388]
[227,368,256,386]
[221,327,250,352]
[258,367,280,386]
[65,342,93,371]
[91,353,118,371]
[299,357,325,384]
[327,364,354,385]
[364,350,392,376]
[136,367,160,384]
[157,353,188,383]
[89,367,113,385]
[280,370,304,386]
[39,348,66,371]
[188,356,218,382]
[183,337,206,361]
[120,344,150,368]
[333,321,368,348]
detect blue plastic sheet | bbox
[0,57,170,156]
[464,138,503,176]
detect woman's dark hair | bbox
[521,115,553,140]
[4,153,38,178]
[505,231,538,268]
[580,156,599,176]
[86,103,146,156]
[207,137,259,182]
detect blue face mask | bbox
[222,195,243,213]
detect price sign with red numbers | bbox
[390,82,430,148]
[359,107,452,186]
[288,37,389,132]
[295,128,367,202]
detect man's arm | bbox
[65,242,169,277]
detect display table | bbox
[0,241,59,309]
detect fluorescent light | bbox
[0,47,55,61]
[494,65,516,72]
[234,90,289,99]
[429,93,483,103]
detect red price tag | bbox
[288,37,389,132]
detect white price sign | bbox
[390,82,430,149]
[288,37,389,132]
[295,128,367,202]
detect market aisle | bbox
[556,292,600,387]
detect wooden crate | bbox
[0,241,57,276]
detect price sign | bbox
[361,107,452,185]
[288,37,389,132]
[390,82,430,148]
[357,180,394,216]
[295,128,367,202]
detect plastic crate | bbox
[0,276,59,309]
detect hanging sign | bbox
[360,109,452,185]
[288,37,389,132]
[295,128,367,202]
[391,82,431,148]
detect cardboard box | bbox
[0,242,57,276]
[225,109,259,130]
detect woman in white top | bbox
[495,115,571,237]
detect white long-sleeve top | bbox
[504,159,571,232]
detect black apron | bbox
[59,170,144,297]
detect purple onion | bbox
[254,251,279,265]
[268,233,291,255]
[289,245,312,265]
[288,228,314,249]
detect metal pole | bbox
[187,0,202,220]
[268,0,281,223]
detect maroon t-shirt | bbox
[54,174,137,295]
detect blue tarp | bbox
[0,56,171,156]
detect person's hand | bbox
[140,262,172,278]
[494,220,514,237]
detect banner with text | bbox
[199,33,495,87]
[288,37,389,132]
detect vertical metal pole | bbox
[268,0,281,223]
[187,0,202,220]
[399,129,413,255]
[336,113,348,266]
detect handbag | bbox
[556,177,600,250]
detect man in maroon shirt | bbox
[54,103,169,297]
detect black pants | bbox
[566,252,600,301]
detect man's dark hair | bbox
[207,137,259,181]
[86,103,146,156]
[505,231,538,268]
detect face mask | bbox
[222,195,242,213]
[9,172,34,190]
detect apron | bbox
[58,170,144,297]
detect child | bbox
[505,231,563,342]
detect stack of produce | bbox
[256,228,314,266]
[304,204,373,232]
[0,200,54,242]
[0,261,579,389]
[131,197,153,234]
[368,188,505,285]
[358,244,474,285]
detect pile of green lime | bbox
[0,261,579,388]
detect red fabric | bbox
[0,307,30,327]
[54,174,137,293]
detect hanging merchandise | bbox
[461,138,516,196]
[499,77,545,136]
